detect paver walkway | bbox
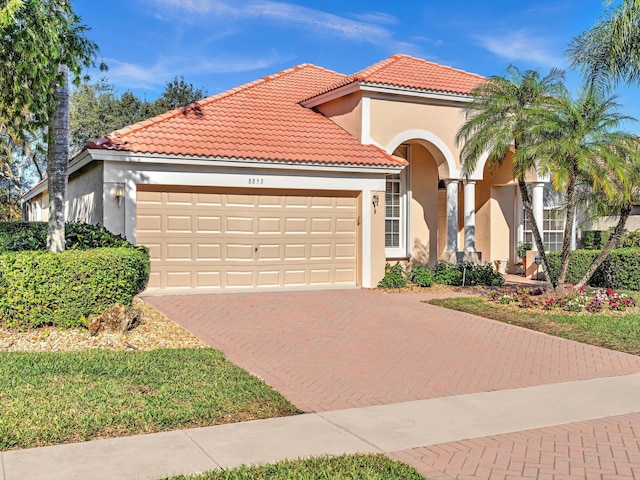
[391,413,640,479]
[146,289,640,413]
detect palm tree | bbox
[521,84,637,288]
[573,149,640,289]
[455,65,565,289]
[568,0,640,87]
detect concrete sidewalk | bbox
[4,373,640,480]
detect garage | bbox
[136,186,360,291]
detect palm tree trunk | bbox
[519,179,554,289]
[46,65,69,253]
[575,203,632,290]
[556,161,578,288]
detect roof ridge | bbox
[400,54,486,81]
[86,63,329,148]
[353,53,404,78]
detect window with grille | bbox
[385,174,401,248]
[523,208,565,252]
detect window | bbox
[385,145,409,257]
[523,208,565,252]
[385,174,401,248]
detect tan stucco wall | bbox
[315,92,363,141]
[489,185,516,264]
[24,191,49,222]
[66,161,104,225]
[409,144,440,265]
[370,189,386,285]
[369,98,466,175]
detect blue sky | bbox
[73,0,640,131]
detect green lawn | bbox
[164,454,426,480]
[429,296,640,355]
[0,348,298,451]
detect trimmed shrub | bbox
[547,248,640,290]
[0,221,132,252]
[378,262,407,289]
[434,260,504,287]
[581,230,610,250]
[0,247,150,328]
[434,261,461,286]
[408,263,434,287]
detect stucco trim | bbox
[385,129,461,180]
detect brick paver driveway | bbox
[146,289,640,413]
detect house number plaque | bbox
[248,178,264,185]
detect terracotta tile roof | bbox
[305,54,486,101]
[86,64,406,168]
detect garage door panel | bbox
[166,216,192,233]
[197,244,221,260]
[285,218,307,233]
[226,271,254,287]
[226,244,254,261]
[137,187,359,291]
[257,270,280,287]
[258,218,281,233]
[166,192,193,205]
[196,272,221,288]
[196,216,221,232]
[257,244,281,260]
[137,215,162,232]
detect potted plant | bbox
[516,241,532,275]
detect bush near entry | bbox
[0,247,150,328]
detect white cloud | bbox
[475,30,565,68]
[104,52,285,90]
[143,0,411,47]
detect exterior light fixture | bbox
[372,193,379,213]
[111,185,125,207]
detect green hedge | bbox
[0,247,150,328]
[0,221,132,252]
[433,261,504,287]
[547,248,640,290]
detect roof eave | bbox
[302,81,474,108]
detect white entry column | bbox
[531,182,545,251]
[445,180,459,253]
[463,180,476,252]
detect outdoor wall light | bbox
[111,185,125,207]
[372,193,379,213]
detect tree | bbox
[151,76,205,115]
[455,66,565,289]
[573,151,640,289]
[1,0,101,252]
[568,0,640,86]
[70,77,205,151]
[521,84,637,288]
[70,79,151,152]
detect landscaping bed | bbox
[164,454,425,480]
[0,297,205,352]
[430,286,640,355]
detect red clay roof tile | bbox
[87,63,406,167]
[86,55,484,167]
[306,54,486,100]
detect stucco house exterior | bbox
[22,54,564,293]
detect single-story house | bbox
[22,54,572,293]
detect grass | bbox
[164,454,426,480]
[0,348,299,451]
[429,296,640,355]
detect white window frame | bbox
[520,185,566,253]
[385,145,410,258]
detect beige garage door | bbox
[136,186,360,291]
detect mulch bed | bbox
[0,297,207,352]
